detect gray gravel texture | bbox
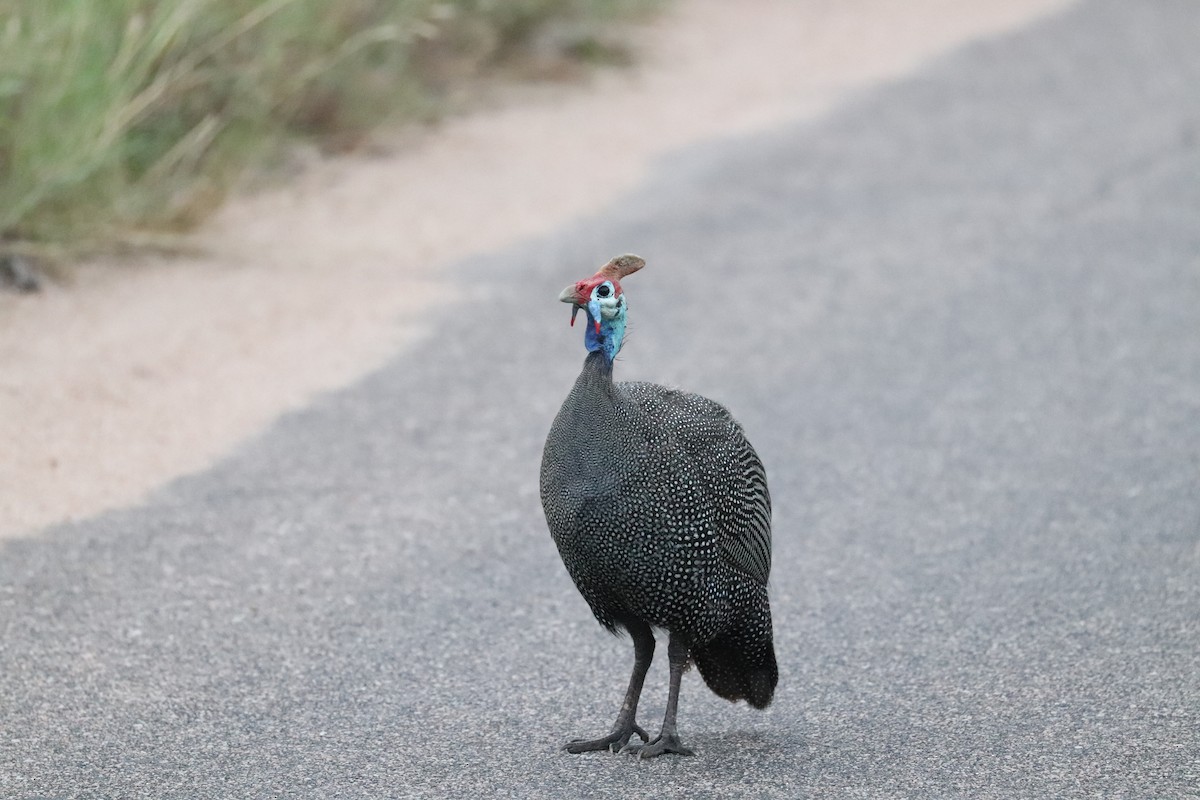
[3,0,1199,797]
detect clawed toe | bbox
[563,723,650,754]
[620,732,695,759]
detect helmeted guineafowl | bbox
[540,254,777,758]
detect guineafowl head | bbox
[558,254,645,361]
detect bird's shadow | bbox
[657,728,828,765]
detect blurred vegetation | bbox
[0,0,662,258]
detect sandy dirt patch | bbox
[0,0,1074,537]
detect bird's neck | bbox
[584,309,625,362]
[556,350,619,458]
[568,351,620,426]
[579,349,615,388]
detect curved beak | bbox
[558,284,580,305]
[558,283,601,333]
[560,284,585,329]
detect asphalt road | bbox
[3,1,1198,797]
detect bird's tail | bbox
[691,596,777,709]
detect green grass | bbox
[0,0,661,257]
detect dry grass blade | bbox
[0,0,664,258]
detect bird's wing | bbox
[714,423,772,585]
[620,382,773,585]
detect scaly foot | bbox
[564,722,650,754]
[619,731,695,759]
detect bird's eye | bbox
[596,283,612,298]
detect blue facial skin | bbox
[583,295,626,362]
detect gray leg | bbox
[622,631,696,758]
[564,621,654,753]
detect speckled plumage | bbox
[540,256,777,758]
